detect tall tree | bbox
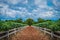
[15,18,23,23]
[25,18,34,26]
[37,18,45,23]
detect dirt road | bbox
[10,26,50,40]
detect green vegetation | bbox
[33,18,60,32]
[24,18,34,26]
[0,18,27,32]
[0,18,60,32]
[37,18,45,23]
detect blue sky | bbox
[0,0,60,21]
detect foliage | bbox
[0,18,60,32]
[15,18,23,23]
[25,18,34,26]
[0,21,26,31]
[33,19,60,32]
[37,18,45,23]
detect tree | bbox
[56,19,60,26]
[37,18,45,23]
[0,20,4,27]
[25,18,34,26]
[15,18,23,23]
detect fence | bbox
[0,26,60,40]
[0,27,25,40]
[33,26,60,40]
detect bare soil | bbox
[10,26,50,40]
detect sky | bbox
[0,0,60,21]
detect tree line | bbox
[0,18,60,32]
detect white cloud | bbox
[6,9,17,18]
[34,0,54,11]
[0,0,60,20]
[0,4,33,19]
[0,3,9,15]
[6,0,28,4]
[53,0,60,7]
[53,0,60,10]
[6,0,20,4]
[33,0,57,19]
[35,0,48,8]
[22,0,28,4]
[0,3,17,18]
[32,7,54,19]
[40,11,54,18]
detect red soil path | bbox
[11,26,50,40]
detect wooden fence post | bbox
[7,31,9,40]
[51,31,54,40]
[14,28,16,35]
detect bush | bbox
[0,21,26,31]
